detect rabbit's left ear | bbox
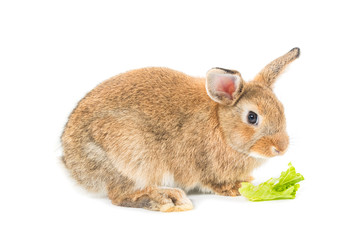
[206,68,245,106]
[254,47,300,88]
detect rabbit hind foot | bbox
[109,186,193,212]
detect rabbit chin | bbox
[248,152,271,162]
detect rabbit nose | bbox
[271,132,289,155]
[272,146,281,155]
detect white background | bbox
[1,0,359,239]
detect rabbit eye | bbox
[247,111,258,125]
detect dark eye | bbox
[247,111,258,125]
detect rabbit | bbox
[61,48,300,212]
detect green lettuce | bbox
[239,162,304,201]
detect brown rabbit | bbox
[61,48,300,212]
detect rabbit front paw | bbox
[209,178,254,197]
[209,182,241,196]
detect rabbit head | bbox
[206,48,300,159]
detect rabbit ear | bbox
[206,68,245,105]
[254,47,300,88]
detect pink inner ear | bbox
[216,77,236,99]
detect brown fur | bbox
[61,48,300,212]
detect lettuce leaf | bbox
[238,162,304,201]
